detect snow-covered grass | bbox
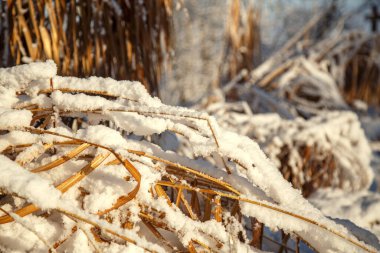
[0,61,379,252]
[202,101,373,196]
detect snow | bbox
[0,213,59,253]
[0,131,37,152]
[61,229,93,253]
[31,76,161,106]
[0,87,18,107]
[0,108,32,130]
[0,60,56,90]
[0,155,61,209]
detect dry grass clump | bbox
[277,144,336,197]
[197,5,377,202]
[0,129,236,251]
[0,89,279,252]
[1,0,173,95]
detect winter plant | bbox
[0,61,378,252]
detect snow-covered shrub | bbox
[201,100,373,196]
[0,61,378,253]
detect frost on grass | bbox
[0,61,378,253]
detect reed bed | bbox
[1,0,173,96]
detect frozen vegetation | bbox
[0,59,379,253]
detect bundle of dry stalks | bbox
[344,35,380,106]
[217,0,260,86]
[1,0,173,95]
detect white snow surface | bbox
[0,108,33,130]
